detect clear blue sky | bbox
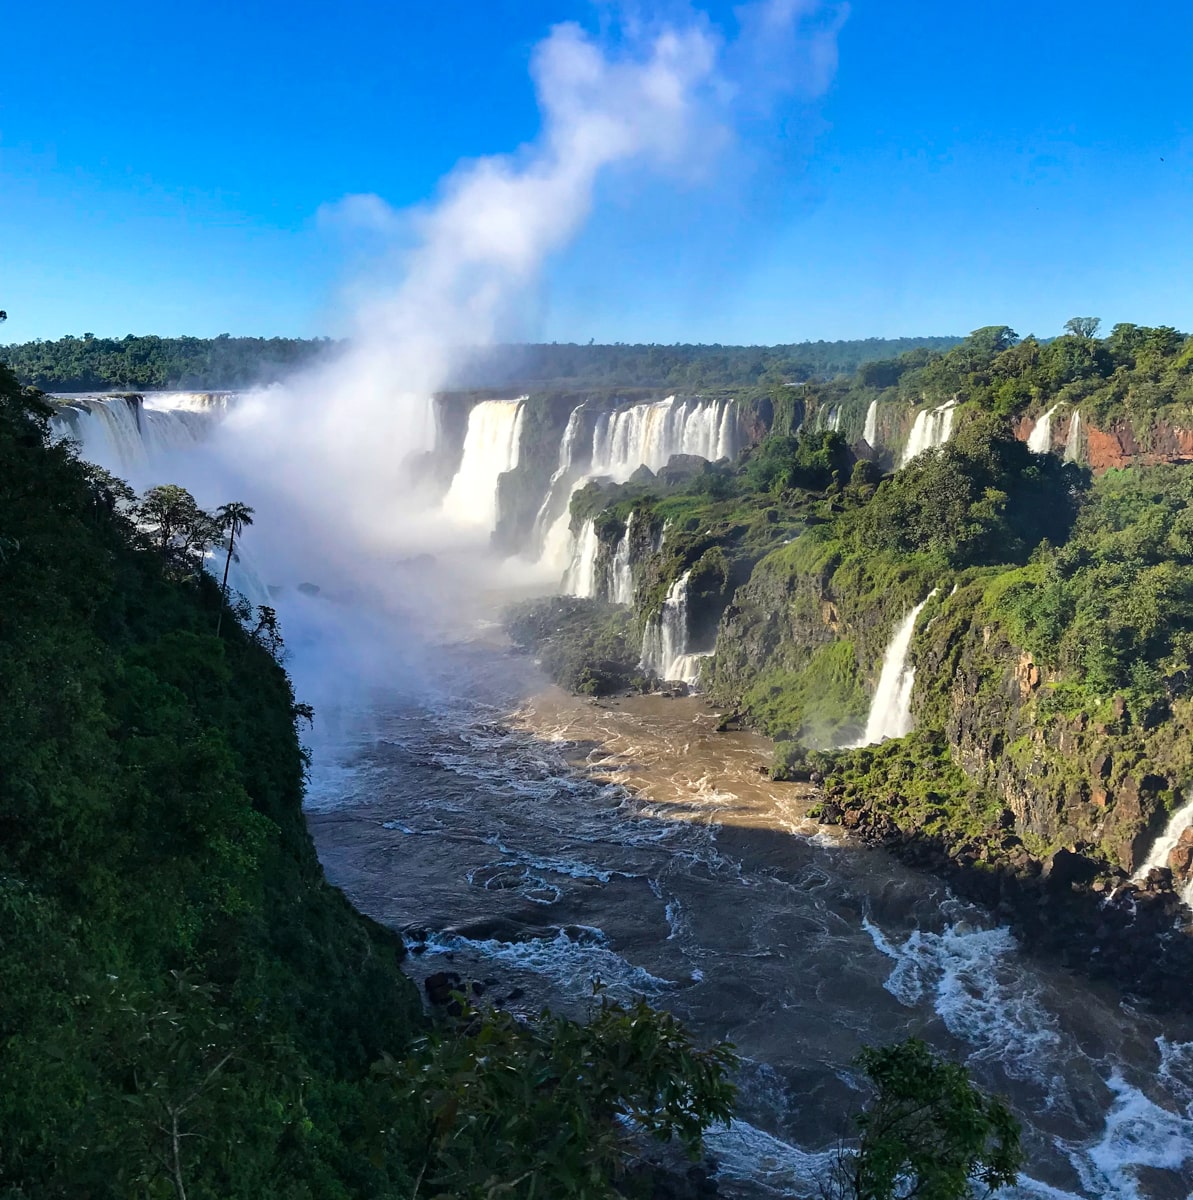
[2,0,1190,344]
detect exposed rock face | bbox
[1170,827,1193,886]
[915,589,1192,872]
[1014,412,1193,472]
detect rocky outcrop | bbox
[913,589,1193,873]
[1013,410,1193,472]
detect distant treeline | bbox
[0,334,338,392]
[2,333,961,392]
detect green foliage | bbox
[849,415,1087,568]
[745,640,868,749]
[994,464,1193,711]
[0,361,424,1197]
[2,333,334,390]
[827,1039,1022,1200]
[387,996,737,1199]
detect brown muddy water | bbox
[305,630,1193,1199]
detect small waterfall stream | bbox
[1028,404,1061,454]
[1065,410,1084,462]
[900,401,958,466]
[863,400,879,447]
[855,591,936,745]
[1132,792,1193,904]
[442,398,527,532]
[609,513,635,605]
[640,570,708,685]
[561,519,600,598]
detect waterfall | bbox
[855,591,936,745]
[609,513,635,606]
[590,395,737,479]
[900,401,958,467]
[863,400,879,447]
[1064,410,1083,462]
[49,393,229,478]
[538,395,737,574]
[442,398,526,532]
[530,406,589,558]
[640,569,708,685]
[1132,792,1193,904]
[562,519,600,598]
[1027,404,1061,455]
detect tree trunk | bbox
[216,525,236,638]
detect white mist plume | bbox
[213,1,843,554]
[186,1,844,717]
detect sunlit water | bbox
[305,622,1193,1200]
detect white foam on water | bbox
[705,1119,838,1196]
[422,928,672,999]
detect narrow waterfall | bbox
[1064,410,1083,462]
[900,401,958,467]
[640,570,708,685]
[562,519,600,598]
[538,396,737,574]
[530,405,588,556]
[442,398,526,531]
[1027,404,1061,455]
[609,513,635,605]
[1132,792,1193,904]
[863,400,879,447]
[855,592,936,745]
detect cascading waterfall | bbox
[561,519,600,598]
[49,392,229,478]
[1131,791,1193,904]
[609,513,635,606]
[540,395,738,576]
[442,398,527,532]
[855,591,936,745]
[530,405,589,557]
[1027,404,1061,455]
[640,569,708,685]
[1065,410,1083,462]
[863,400,879,447]
[900,400,958,467]
[590,395,737,478]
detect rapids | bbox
[307,624,1193,1200]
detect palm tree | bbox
[214,501,254,637]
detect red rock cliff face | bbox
[1014,415,1193,472]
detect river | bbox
[305,618,1193,1200]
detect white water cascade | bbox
[530,405,589,558]
[540,395,738,577]
[609,513,635,606]
[640,570,708,685]
[900,401,958,467]
[49,392,231,478]
[1065,410,1084,462]
[1131,792,1193,904]
[863,400,879,447]
[442,398,526,532]
[1027,404,1061,455]
[562,519,601,598]
[855,591,936,745]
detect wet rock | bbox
[1041,848,1100,890]
[1168,827,1193,883]
[424,971,463,1007]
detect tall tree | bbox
[214,501,254,637]
[1064,316,1102,339]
